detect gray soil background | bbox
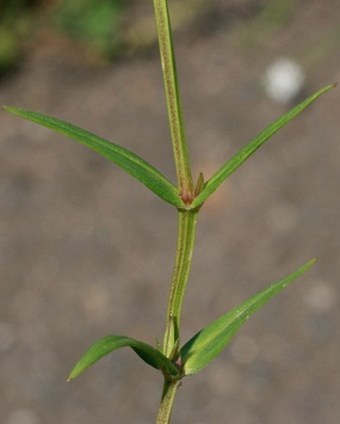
[1,1,340,423]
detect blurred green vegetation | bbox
[0,0,128,75]
[0,0,37,73]
[232,0,297,49]
[0,0,209,74]
[3,0,322,77]
[53,0,127,57]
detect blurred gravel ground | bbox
[1,1,340,423]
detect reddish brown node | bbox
[180,187,194,206]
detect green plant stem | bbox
[156,380,181,424]
[162,211,198,357]
[156,211,197,422]
[153,0,194,199]
[154,1,198,421]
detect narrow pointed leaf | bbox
[68,334,180,381]
[191,84,335,209]
[2,106,185,209]
[181,258,316,376]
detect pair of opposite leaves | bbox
[2,84,334,380]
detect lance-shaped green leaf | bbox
[180,258,316,376]
[68,334,180,381]
[2,106,185,209]
[190,84,335,209]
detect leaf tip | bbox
[307,257,317,268]
[2,105,16,114]
[297,257,317,278]
[67,364,81,382]
[67,370,78,382]
[321,82,337,95]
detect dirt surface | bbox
[1,1,340,423]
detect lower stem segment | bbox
[162,210,198,358]
[156,380,181,424]
[156,210,198,423]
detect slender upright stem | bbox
[153,0,194,200]
[153,1,199,422]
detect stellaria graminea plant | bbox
[2,1,336,422]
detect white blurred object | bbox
[263,58,306,104]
